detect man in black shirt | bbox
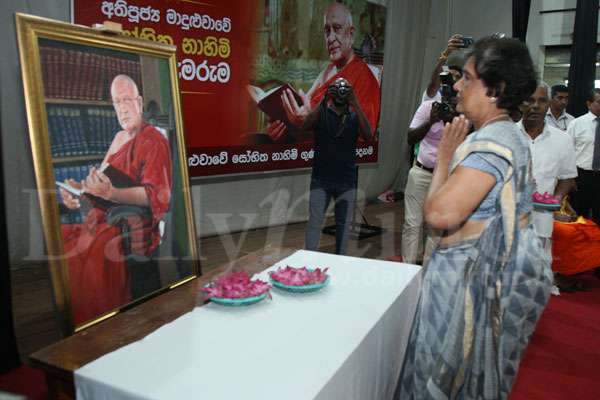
[283,78,373,254]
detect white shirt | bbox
[545,109,574,131]
[518,121,578,237]
[566,111,599,170]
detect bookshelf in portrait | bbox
[16,13,200,334]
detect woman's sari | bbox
[396,121,552,400]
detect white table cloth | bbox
[75,250,422,400]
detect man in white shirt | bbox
[566,88,600,225]
[518,82,577,256]
[545,84,574,131]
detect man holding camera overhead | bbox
[400,35,469,264]
[295,77,373,255]
[401,56,463,264]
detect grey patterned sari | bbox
[395,121,552,400]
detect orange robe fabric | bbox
[552,217,600,275]
[310,56,381,135]
[61,124,172,325]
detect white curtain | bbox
[360,0,433,196]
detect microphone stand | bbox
[322,165,384,240]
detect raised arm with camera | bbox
[424,34,467,100]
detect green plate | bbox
[533,202,560,211]
[210,293,268,306]
[270,276,330,293]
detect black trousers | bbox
[572,168,600,225]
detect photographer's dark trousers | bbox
[305,178,356,255]
[572,168,600,225]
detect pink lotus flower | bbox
[203,271,271,299]
[532,191,560,205]
[269,266,329,286]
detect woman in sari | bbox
[396,37,552,399]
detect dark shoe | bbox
[557,282,577,293]
[555,274,577,293]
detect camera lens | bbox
[329,78,350,104]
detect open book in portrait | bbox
[246,83,304,128]
[56,163,138,210]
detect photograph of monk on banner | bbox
[246,0,384,144]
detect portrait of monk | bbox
[59,74,172,325]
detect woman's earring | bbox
[489,96,497,103]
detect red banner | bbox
[73,0,384,177]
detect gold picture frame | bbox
[16,13,200,333]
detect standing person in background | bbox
[396,37,551,400]
[401,59,462,264]
[517,82,577,292]
[566,88,600,225]
[300,78,372,255]
[545,84,574,131]
[400,99,445,264]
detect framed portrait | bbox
[16,13,200,333]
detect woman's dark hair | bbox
[466,36,537,112]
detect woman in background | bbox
[396,36,552,399]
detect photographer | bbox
[292,78,372,255]
[401,71,459,264]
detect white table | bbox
[75,250,421,400]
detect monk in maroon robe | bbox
[268,2,381,142]
[60,75,172,325]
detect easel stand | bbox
[322,166,385,240]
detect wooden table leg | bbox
[45,372,75,400]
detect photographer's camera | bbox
[330,77,351,105]
[432,71,458,123]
